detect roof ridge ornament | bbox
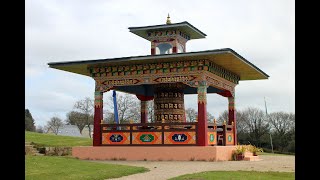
[166,13,171,24]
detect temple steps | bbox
[243,155,261,161]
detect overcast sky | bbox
[26,0,295,127]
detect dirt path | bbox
[92,155,294,180]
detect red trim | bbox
[197,103,208,146]
[136,95,154,101]
[93,106,103,146]
[151,48,155,55]
[217,90,232,97]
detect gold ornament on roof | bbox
[166,13,172,24]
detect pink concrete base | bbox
[72,146,236,161]
[244,156,261,161]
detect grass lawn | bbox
[25,131,92,147]
[170,171,294,180]
[25,155,148,180]
[259,152,295,156]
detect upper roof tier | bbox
[129,21,207,41]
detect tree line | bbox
[26,94,295,154]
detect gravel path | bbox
[92,155,295,180]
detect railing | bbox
[100,122,235,146]
[207,123,235,146]
[100,122,197,146]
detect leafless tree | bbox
[217,110,248,133]
[206,112,214,123]
[74,97,94,138]
[185,108,197,122]
[147,100,155,123]
[242,107,270,146]
[185,107,214,122]
[267,112,295,151]
[66,111,87,134]
[268,112,295,135]
[105,93,140,123]
[47,117,64,135]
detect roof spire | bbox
[166,13,171,24]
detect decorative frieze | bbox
[89,59,239,84]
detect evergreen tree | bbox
[25,109,36,131]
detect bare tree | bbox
[207,112,215,123]
[217,110,248,133]
[268,112,295,135]
[268,112,295,152]
[74,97,94,138]
[148,100,155,123]
[105,93,140,123]
[185,107,214,122]
[47,117,64,135]
[217,110,228,124]
[185,108,197,122]
[66,111,87,134]
[242,107,270,147]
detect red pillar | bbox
[172,46,177,53]
[93,91,103,146]
[141,101,148,124]
[197,81,208,146]
[228,96,237,145]
[151,42,155,55]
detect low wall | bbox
[72,146,236,161]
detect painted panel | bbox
[132,132,162,144]
[164,132,196,144]
[226,132,234,145]
[102,132,130,145]
[207,132,217,145]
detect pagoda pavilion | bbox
[48,15,268,161]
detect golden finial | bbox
[232,121,234,126]
[100,119,104,124]
[166,13,172,24]
[213,118,216,124]
[129,119,134,124]
[223,120,226,125]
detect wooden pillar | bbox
[197,81,208,146]
[141,101,148,124]
[93,90,103,146]
[228,96,237,145]
[172,46,177,53]
[151,42,155,55]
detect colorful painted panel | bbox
[207,132,217,145]
[164,132,196,144]
[226,132,234,145]
[102,132,130,145]
[132,132,162,144]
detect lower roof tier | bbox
[48,48,269,81]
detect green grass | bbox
[26,155,148,180]
[25,131,92,147]
[259,152,295,156]
[170,171,294,180]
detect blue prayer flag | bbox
[113,90,119,124]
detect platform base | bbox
[72,146,236,161]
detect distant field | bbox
[25,155,148,180]
[170,171,294,180]
[25,131,92,147]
